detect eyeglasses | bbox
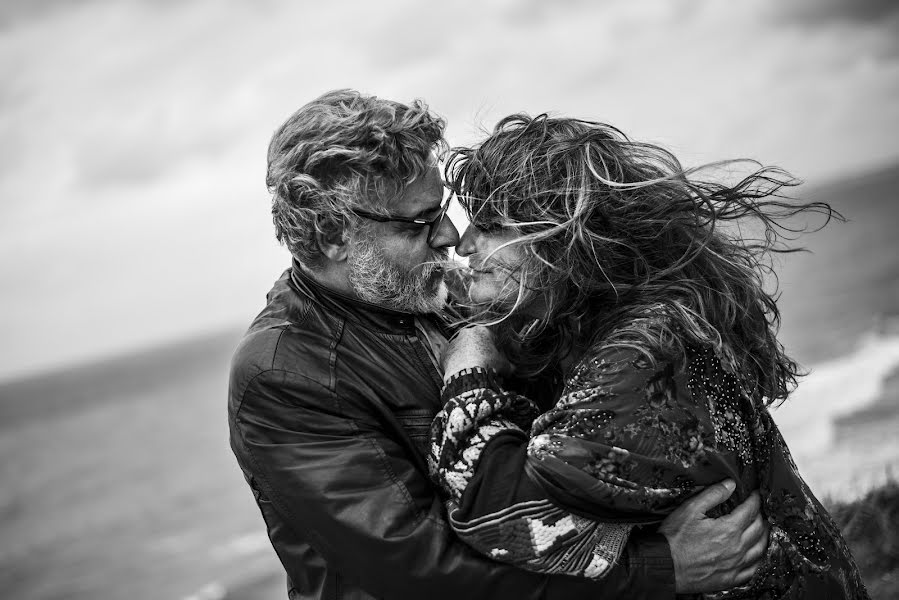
[351,196,452,246]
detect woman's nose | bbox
[455,225,478,257]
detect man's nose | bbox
[429,214,460,249]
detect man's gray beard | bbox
[348,236,448,314]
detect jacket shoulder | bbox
[229,298,339,408]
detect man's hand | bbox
[441,325,513,381]
[658,480,769,594]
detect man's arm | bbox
[230,367,672,600]
[660,481,768,593]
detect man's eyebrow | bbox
[408,202,442,220]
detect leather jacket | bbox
[228,262,675,599]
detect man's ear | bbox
[315,218,349,262]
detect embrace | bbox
[228,90,868,599]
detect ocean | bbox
[0,164,897,599]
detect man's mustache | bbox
[415,250,451,278]
[420,249,449,267]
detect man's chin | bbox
[416,275,449,312]
[426,265,445,287]
[431,279,449,309]
[349,251,449,314]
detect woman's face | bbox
[455,224,528,307]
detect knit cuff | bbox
[441,367,505,403]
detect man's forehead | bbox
[390,165,444,214]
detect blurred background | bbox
[0,0,897,598]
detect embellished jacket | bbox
[429,325,869,599]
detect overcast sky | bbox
[1,0,898,379]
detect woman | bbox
[428,114,868,598]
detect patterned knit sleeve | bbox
[429,367,635,579]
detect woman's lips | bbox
[468,260,492,274]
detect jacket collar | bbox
[288,259,423,334]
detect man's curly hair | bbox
[267,89,447,264]
[446,113,840,406]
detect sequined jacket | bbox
[429,324,869,599]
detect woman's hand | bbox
[441,326,513,381]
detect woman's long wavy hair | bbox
[445,114,840,406]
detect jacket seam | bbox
[233,366,327,419]
[269,327,289,372]
[231,327,291,416]
[365,436,419,515]
[328,316,345,393]
[407,333,445,402]
[329,390,422,520]
[422,512,449,530]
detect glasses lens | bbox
[427,198,451,245]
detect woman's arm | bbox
[430,365,636,579]
[430,326,760,586]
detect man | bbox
[229,89,768,599]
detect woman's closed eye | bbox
[474,221,504,234]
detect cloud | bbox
[1,0,898,378]
[0,0,96,30]
[770,0,899,60]
[777,0,899,25]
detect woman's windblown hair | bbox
[445,114,840,406]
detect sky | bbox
[0,0,898,380]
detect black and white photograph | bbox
[1,1,897,598]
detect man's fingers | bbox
[738,509,766,548]
[680,479,737,516]
[734,526,768,588]
[733,562,760,587]
[723,490,761,529]
[744,532,767,566]
[734,514,769,586]
[743,520,770,566]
